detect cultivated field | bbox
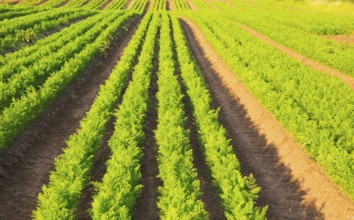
[0,0,353,219]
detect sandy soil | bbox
[186,0,197,10]
[180,17,354,220]
[327,34,354,45]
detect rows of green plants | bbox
[33,12,145,220]
[0,12,102,81]
[0,5,35,11]
[65,0,89,7]
[189,0,208,10]
[40,0,126,10]
[0,6,45,21]
[186,11,354,198]
[155,12,207,219]
[105,0,128,10]
[173,0,190,11]
[24,0,45,5]
[10,0,41,6]
[229,0,354,35]
[196,9,354,153]
[151,0,166,11]
[43,0,132,10]
[0,11,134,152]
[267,9,354,36]
[0,8,95,52]
[171,15,267,219]
[0,8,77,37]
[91,12,159,219]
[212,3,354,77]
[84,0,109,9]
[41,0,67,7]
[40,0,115,8]
[130,0,148,14]
[0,11,123,112]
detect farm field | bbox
[0,0,353,219]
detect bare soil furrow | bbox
[179,70,227,220]
[99,0,112,9]
[132,29,160,220]
[171,20,226,219]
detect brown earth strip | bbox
[75,109,116,220]
[125,0,134,9]
[327,34,354,45]
[81,0,91,7]
[145,0,153,12]
[100,0,112,9]
[180,18,354,220]
[171,20,226,219]
[186,0,197,10]
[125,0,133,9]
[0,17,140,220]
[237,23,354,90]
[166,0,172,11]
[179,64,227,220]
[132,29,161,220]
[56,0,69,7]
